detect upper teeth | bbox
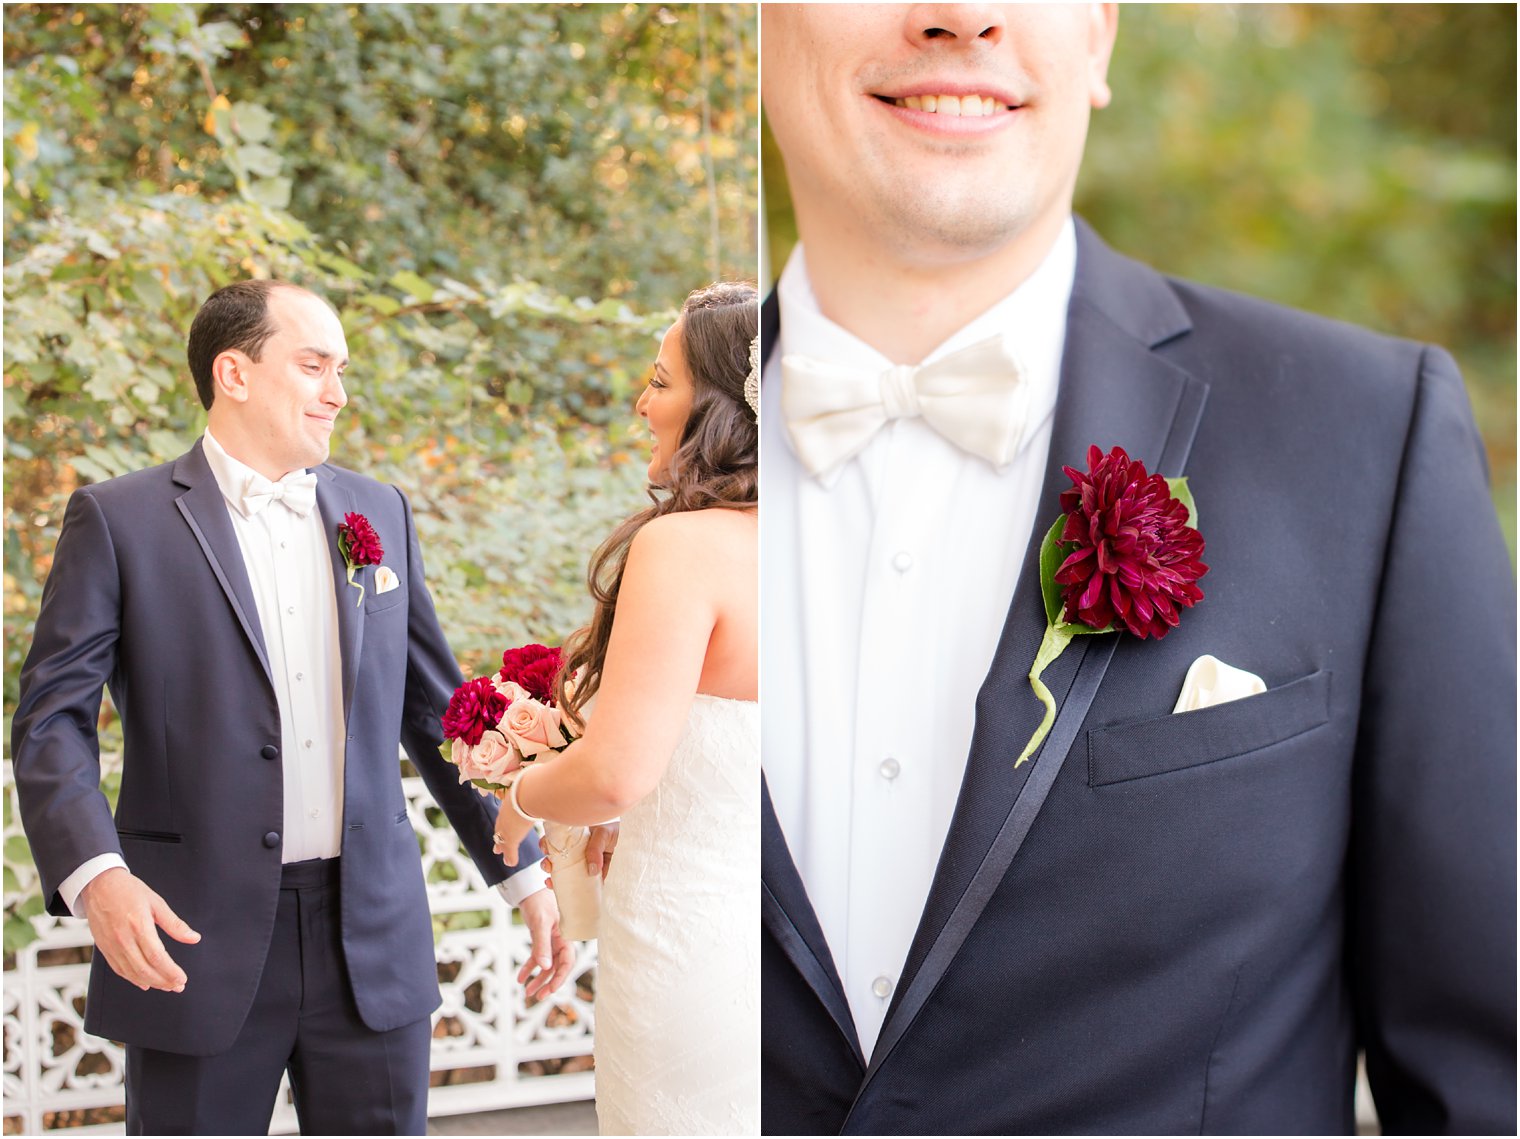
[894,95,1004,117]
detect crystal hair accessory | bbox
[743,332,760,419]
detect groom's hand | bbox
[78,867,201,993]
[517,887,575,1000]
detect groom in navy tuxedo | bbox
[760,5,1514,1134]
[12,280,572,1133]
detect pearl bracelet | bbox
[507,765,544,824]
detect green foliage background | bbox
[764,4,1516,558]
[3,3,757,952]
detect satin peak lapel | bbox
[172,442,273,690]
[855,223,1211,1098]
[316,470,364,721]
[762,776,865,1067]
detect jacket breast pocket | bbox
[363,576,406,615]
[1086,669,1331,787]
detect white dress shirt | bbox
[60,431,546,912]
[203,428,348,863]
[761,218,1077,1058]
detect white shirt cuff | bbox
[59,853,129,917]
[496,864,550,908]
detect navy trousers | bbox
[124,859,431,1135]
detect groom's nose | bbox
[903,4,1008,47]
[324,371,348,411]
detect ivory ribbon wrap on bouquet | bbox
[542,820,601,941]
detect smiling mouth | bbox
[883,93,1014,117]
[887,94,1009,116]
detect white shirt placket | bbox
[846,420,962,1056]
[269,509,313,860]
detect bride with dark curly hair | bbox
[492,281,759,1135]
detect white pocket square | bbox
[374,565,400,595]
[1173,654,1266,714]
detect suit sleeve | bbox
[11,488,128,916]
[1351,346,1517,1134]
[393,486,539,888]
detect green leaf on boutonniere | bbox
[1018,515,1118,768]
[1037,516,1116,637]
[1038,516,1067,628]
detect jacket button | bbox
[261,745,278,760]
[263,831,280,848]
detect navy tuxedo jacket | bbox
[12,442,539,1055]
[760,220,1516,1134]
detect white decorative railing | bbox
[2,760,597,1135]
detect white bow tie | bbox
[240,471,318,518]
[780,333,1029,480]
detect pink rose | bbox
[471,731,520,783]
[452,732,521,786]
[502,697,564,758]
[493,678,530,704]
[452,737,483,784]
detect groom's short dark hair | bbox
[186,279,300,409]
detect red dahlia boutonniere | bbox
[337,511,384,606]
[1015,444,1208,767]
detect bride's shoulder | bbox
[633,507,756,555]
[623,507,753,565]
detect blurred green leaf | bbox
[230,102,274,143]
[389,270,437,303]
[244,175,292,210]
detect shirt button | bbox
[286,606,295,615]
[304,739,313,749]
[879,757,900,781]
[295,672,304,681]
[891,550,913,573]
[280,541,287,549]
[309,808,320,819]
[872,976,894,999]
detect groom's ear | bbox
[211,349,252,404]
[1086,3,1119,110]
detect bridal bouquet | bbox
[440,643,600,939]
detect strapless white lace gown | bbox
[593,694,759,1136]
